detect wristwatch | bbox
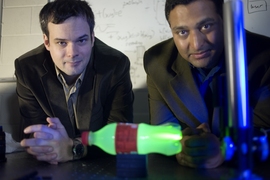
[72,139,84,160]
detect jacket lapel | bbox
[40,59,75,136]
[76,66,95,131]
[170,54,209,127]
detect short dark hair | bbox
[39,0,95,38]
[165,0,223,22]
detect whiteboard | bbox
[244,0,270,37]
[86,0,270,89]
[87,0,172,89]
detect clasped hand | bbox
[176,123,224,168]
[20,117,73,164]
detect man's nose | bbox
[67,43,79,58]
[190,31,204,51]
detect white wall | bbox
[0,0,47,140]
[0,0,46,78]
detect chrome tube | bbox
[223,0,249,129]
[223,0,252,177]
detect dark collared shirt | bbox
[190,58,226,132]
[191,59,225,95]
[55,66,86,135]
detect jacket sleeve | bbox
[104,55,134,124]
[250,62,270,128]
[246,31,270,128]
[144,49,187,128]
[146,74,181,126]
[14,59,48,140]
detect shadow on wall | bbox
[0,83,22,142]
[0,82,150,142]
[133,86,150,124]
[6,91,22,142]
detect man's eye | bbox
[80,39,86,43]
[57,42,67,46]
[78,38,88,44]
[178,30,188,36]
[202,24,212,30]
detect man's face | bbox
[169,0,224,69]
[44,16,94,82]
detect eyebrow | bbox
[171,17,216,31]
[196,17,216,27]
[54,34,89,41]
[77,34,89,40]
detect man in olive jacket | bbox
[144,0,270,169]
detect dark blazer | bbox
[144,31,270,131]
[15,37,134,139]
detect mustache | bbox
[189,49,211,55]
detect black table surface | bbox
[0,151,269,180]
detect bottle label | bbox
[115,123,138,154]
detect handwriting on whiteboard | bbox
[88,0,172,88]
[248,0,267,13]
[244,0,270,38]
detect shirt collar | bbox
[191,57,225,82]
[55,66,86,88]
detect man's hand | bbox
[176,123,224,168]
[20,117,73,164]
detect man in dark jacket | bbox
[16,0,133,164]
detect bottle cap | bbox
[81,131,89,145]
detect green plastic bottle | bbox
[81,123,182,156]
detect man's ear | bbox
[91,32,95,47]
[43,34,50,51]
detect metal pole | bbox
[223,0,253,178]
[0,0,3,51]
